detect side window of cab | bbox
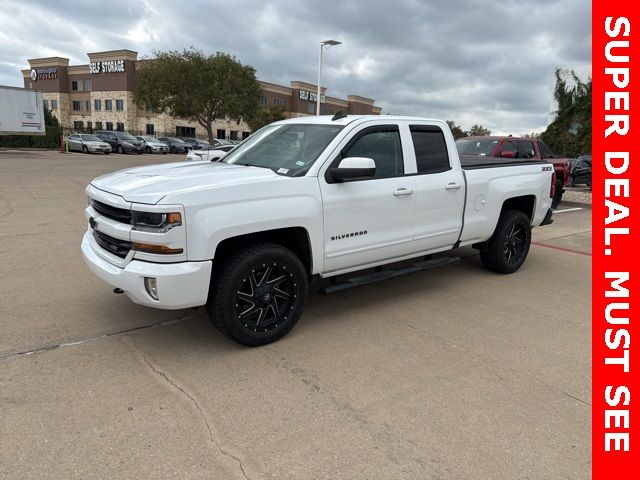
[337,125,404,179]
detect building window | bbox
[146,124,155,135]
[72,100,82,111]
[307,102,316,114]
[176,126,196,137]
[230,130,238,141]
[106,121,113,130]
[260,96,268,106]
[95,121,103,130]
[94,99,102,111]
[217,129,226,139]
[116,122,124,132]
[85,100,91,112]
[43,99,49,110]
[116,99,124,111]
[73,121,84,131]
[105,100,113,111]
[242,131,251,140]
[71,80,80,91]
[87,121,93,132]
[51,99,58,109]
[84,79,92,91]
[273,98,285,107]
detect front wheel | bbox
[568,174,575,187]
[551,178,563,209]
[117,145,124,154]
[479,210,532,274]
[82,145,89,154]
[145,146,151,154]
[170,146,177,154]
[208,243,308,346]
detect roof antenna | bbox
[332,111,347,121]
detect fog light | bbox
[144,277,158,300]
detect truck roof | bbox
[274,115,446,126]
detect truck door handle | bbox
[393,188,413,196]
[445,183,462,190]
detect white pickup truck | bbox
[82,115,555,345]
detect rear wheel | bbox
[479,210,532,274]
[551,178,563,209]
[208,243,308,346]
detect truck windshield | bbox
[222,123,344,176]
[455,138,500,155]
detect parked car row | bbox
[65,132,238,155]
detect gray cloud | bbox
[0,0,591,134]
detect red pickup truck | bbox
[456,136,572,208]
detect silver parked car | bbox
[135,136,170,154]
[67,134,112,154]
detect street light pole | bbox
[316,39,342,116]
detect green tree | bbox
[446,120,468,140]
[247,105,286,132]
[541,69,592,156]
[468,124,491,136]
[133,48,262,142]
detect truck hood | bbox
[90,161,281,204]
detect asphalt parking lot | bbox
[0,150,591,479]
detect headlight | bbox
[123,141,133,146]
[131,211,182,232]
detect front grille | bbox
[90,199,131,224]
[93,230,132,258]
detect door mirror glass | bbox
[330,157,376,182]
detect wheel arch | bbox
[501,195,536,221]
[213,227,313,276]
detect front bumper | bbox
[81,231,212,309]
[88,145,111,153]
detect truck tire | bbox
[551,178,563,209]
[208,242,308,346]
[479,210,532,274]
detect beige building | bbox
[22,49,381,140]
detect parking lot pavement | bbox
[0,151,591,479]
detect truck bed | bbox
[459,154,546,170]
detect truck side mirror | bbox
[500,150,516,158]
[329,157,376,182]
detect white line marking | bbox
[554,207,583,213]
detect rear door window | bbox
[518,141,536,159]
[409,126,451,174]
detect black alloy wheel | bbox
[480,210,532,274]
[235,262,297,333]
[503,222,527,266]
[209,243,308,346]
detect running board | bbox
[320,256,461,295]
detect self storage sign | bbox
[593,1,639,477]
[89,59,125,74]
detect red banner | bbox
[593,1,639,477]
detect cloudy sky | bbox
[0,0,591,134]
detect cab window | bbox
[409,125,451,174]
[342,126,403,178]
